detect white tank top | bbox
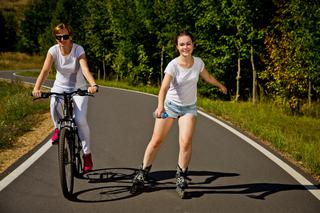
[164,56,204,106]
[49,43,87,91]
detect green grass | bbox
[0,80,50,149]
[0,52,43,70]
[197,98,320,177]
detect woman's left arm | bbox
[200,68,227,94]
[79,54,98,93]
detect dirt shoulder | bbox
[0,112,53,173]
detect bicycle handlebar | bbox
[31,89,94,100]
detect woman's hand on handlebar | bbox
[88,85,99,94]
[32,89,42,97]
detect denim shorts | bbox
[164,100,197,118]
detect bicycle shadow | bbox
[70,168,238,202]
[71,167,136,202]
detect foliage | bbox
[261,0,320,114]
[1,0,320,114]
[129,45,154,86]
[18,0,57,54]
[0,0,29,52]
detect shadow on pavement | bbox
[146,170,317,200]
[71,167,136,202]
[69,168,318,202]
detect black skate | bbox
[176,165,189,199]
[130,165,151,194]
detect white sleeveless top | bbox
[49,43,87,91]
[164,56,204,106]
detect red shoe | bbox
[83,153,93,172]
[51,128,59,145]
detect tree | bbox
[0,10,19,52]
[262,0,320,114]
[83,0,115,79]
[19,0,57,53]
[248,0,276,104]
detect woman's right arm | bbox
[32,52,54,97]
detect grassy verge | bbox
[197,98,320,179]
[0,80,50,149]
[0,52,43,70]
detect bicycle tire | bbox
[58,127,75,198]
[74,132,83,178]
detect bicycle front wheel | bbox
[58,127,75,199]
[74,132,83,178]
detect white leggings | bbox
[50,91,91,154]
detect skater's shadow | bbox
[146,170,316,200]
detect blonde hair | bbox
[53,23,73,36]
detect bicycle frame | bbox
[58,92,77,130]
[33,89,93,199]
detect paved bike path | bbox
[0,71,319,213]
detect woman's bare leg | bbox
[177,114,197,170]
[142,118,175,168]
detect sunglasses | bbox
[55,35,70,41]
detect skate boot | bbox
[130,164,152,194]
[176,165,189,199]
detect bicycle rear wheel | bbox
[58,127,75,198]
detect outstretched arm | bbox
[200,68,227,94]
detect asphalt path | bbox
[0,71,319,213]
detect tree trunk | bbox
[251,45,257,105]
[160,45,164,84]
[308,78,312,107]
[236,51,241,102]
[102,58,106,81]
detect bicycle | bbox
[33,89,94,199]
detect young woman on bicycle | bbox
[131,31,227,196]
[32,23,98,172]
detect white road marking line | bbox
[0,141,52,191]
[0,73,54,191]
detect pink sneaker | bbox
[83,153,93,172]
[51,128,59,145]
